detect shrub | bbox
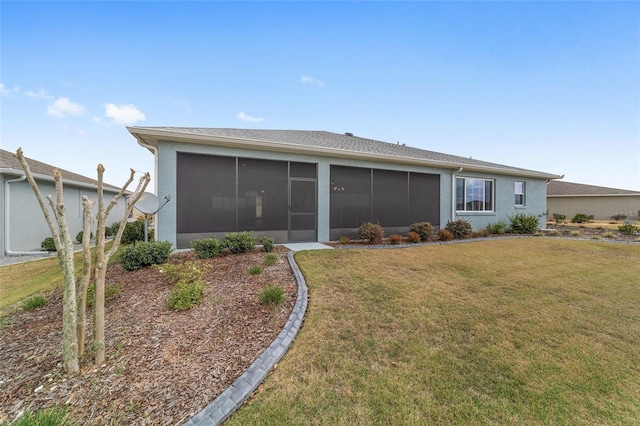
[571,230,581,237]
[406,231,421,243]
[76,230,94,243]
[339,236,352,245]
[41,237,56,251]
[388,234,403,245]
[611,214,627,221]
[438,229,454,241]
[167,279,205,311]
[602,232,617,239]
[508,213,540,234]
[260,236,275,252]
[263,253,277,266]
[571,213,590,224]
[11,408,73,426]
[21,294,47,311]
[249,265,263,275]
[223,232,256,253]
[548,230,561,236]
[119,241,173,271]
[120,220,154,245]
[358,222,384,244]
[108,222,120,236]
[619,223,640,235]
[445,220,472,239]
[192,238,223,259]
[155,261,206,284]
[409,222,434,241]
[259,284,284,305]
[485,221,507,235]
[552,213,566,224]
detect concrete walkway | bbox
[283,242,333,251]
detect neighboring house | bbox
[0,149,126,255]
[128,127,562,249]
[547,181,640,221]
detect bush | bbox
[260,236,275,252]
[259,284,284,305]
[120,220,154,245]
[406,231,421,243]
[438,229,454,241]
[192,238,223,259]
[41,237,56,251]
[249,265,263,275]
[339,236,351,245]
[445,220,472,239]
[223,232,256,253]
[119,241,173,271]
[485,221,507,235]
[21,294,47,311]
[167,279,205,311]
[358,222,384,244]
[508,213,540,234]
[108,222,120,236]
[619,223,640,235]
[263,253,277,266]
[76,230,94,243]
[155,261,207,284]
[552,213,566,224]
[571,213,590,224]
[611,214,627,221]
[409,222,434,241]
[388,234,403,245]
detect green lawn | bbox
[228,239,640,425]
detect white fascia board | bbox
[1,168,121,193]
[547,194,640,198]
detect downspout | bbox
[135,137,160,234]
[451,167,463,222]
[4,174,50,255]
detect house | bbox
[0,149,126,255]
[547,181,640,221]
[127,127,563,249]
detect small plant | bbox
[485,221,507,235]
[591,235,600,240]
[602,232,617,239]
[192,238,223,259]
[41,237,56,251]
[388,234,403,245]
[249,265,263,275]
[547,230,561,236]
[552,213,566,224]
[155,261,207,284]
[260,236,275,252]
[259,284,284,305]
[339,236,352,245]
[263,253,277,266]
[11,407,73,426]
[445,220,472,239]
[618,223,640,235]
[223,232,256,253]
[438,229,454,241]
[21,294,47,311]
[571,213,590,224]
[167,279,205,311]
[86,282,123,307]
[358,222,384,244]
[406,231,421,243]
[409,222,434,241]
[76,230,94,243]
[508,213,539,234]
[562,230,572,236]
[119,241,173,271]
[611,214,627,221]
[571,230,581,237]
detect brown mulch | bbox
[0,246,296,425]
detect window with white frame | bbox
[515,181,525,206]
[456,177,494,212]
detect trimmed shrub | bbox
[167,279,205,311]
[571,213,590,224]
[552,213,566,224]
[409,222,434,242]
[358,222,384,244]
[438,229,454,241]
[121,220,154,245]
[21,294,47,311]
[259,284,284,305]
[485,221,507,235]
[41,237,56,251]
[339,236,351,245]
[263,253,277,266]
[119,241,173,271]
[76,230,94,243]
[508,213,540,234]
[192,238,223,259]
[249,265,263,275]
[406,231,421,243]
[223,232,256,253]
[260,236,275,253]
[445,220,472,239]
[388,234,403,245]
[619,223,640,235]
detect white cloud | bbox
[1,83,21,96]
[47,97,85,118]
[236,112,265,123]
[104,103,146,124]
[24,88,52,99]
[300,75,325,86]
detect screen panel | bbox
[238,158,288,231]
[372,169,408,227]
[330,165,372,229]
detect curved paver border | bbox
[184,251,308,426]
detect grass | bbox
[228,239,640,425]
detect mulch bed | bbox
[0,246,296,425]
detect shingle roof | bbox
[0,149,121,191]
[129,127,561,179]
[547,180,640,196]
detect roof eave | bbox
[1,167,122,192]
[548,193,640,198]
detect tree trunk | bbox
[93,165,107,366]
[77,196,94,356]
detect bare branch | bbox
[104,168,136,218]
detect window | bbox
[515,181,525,206]
[456,177,494,212]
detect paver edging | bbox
[183,250,308,426]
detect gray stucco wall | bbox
[547,196,640,221]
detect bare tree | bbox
[15,148,150,373]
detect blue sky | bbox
[2,1,639,191]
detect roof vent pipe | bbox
[344,132,354,137]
